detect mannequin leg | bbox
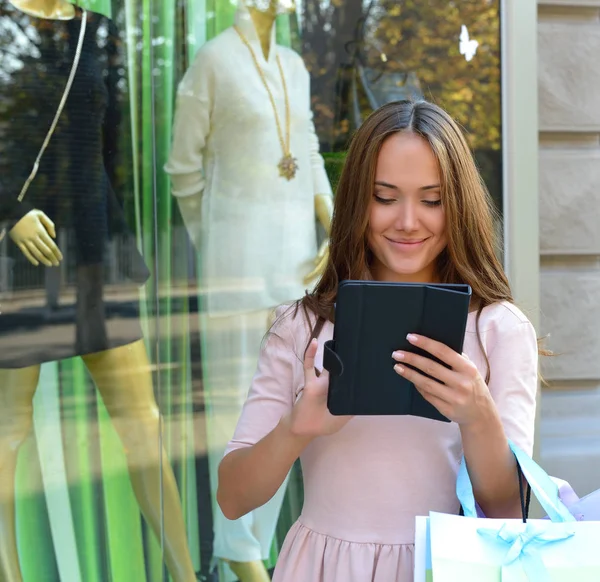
[82,340,196,582]
[0,365,41,582]
[202,310,289,582]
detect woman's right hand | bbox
[284,338,353,439]
[9,210,63,267]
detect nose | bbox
[395,199,419,232]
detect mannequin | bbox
[165,2,333,581]
[0,2,197,580]
[243,0,334,285]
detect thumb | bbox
[303,338,318,381]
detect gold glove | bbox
[303,238,329,285]
[9,209,63,267]
[303,194,333,285]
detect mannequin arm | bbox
[315,193,333,235]
[165,47,214,244]
[175,193,203,250]
[303,193,333,285]
[303,63,333,285]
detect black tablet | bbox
[323,280,472,421]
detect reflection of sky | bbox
[0,18,41,81]
[294,0,376,33]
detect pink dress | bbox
[224,301,538,581]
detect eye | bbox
[422,199,442,207]
[374,194,395,205]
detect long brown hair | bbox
[299,100,520,381]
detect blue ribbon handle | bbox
[477,521,575,582]
[457,439,576,523]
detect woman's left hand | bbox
[392,334,494,426]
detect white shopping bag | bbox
[413,516,431,582]
[414,441,600,581]
[429,511,600,581]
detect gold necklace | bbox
[234,25,298,181]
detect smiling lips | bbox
[386,237,428,249]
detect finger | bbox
[26,240,53,267]
[394,363,453,406]
[38,231,62,263]
[312,257,326,278]
[317,239,328,259]
[413,384,452,420]
[392,350,453,384]
[34,235,57,260]
[303,338,319,383]
[304,259,325,285]
[317,251,328,269]
[303,267,319,285]
[406,334,467,371]
[18,243,39,266]
[38,213,56,238]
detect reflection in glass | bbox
[164,1,502,581]
[166,1,333,580]
[0,0,504,580]
[0,1,195,580]
[297,0,502,213]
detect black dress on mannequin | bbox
[0,1,149,368]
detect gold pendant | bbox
[278,153,299,181]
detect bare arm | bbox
[217,336,352,520]
[218,417,311,520]
[165,47,213,245]
[461,412,522,518]
[464,319,539,517]
[393,316,538,519]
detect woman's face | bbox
[367,132,447,283]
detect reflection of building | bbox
[535,1,600,500]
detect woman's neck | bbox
[8,0,75,20]
[370,262,440,286]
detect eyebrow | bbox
[374,181,441,191]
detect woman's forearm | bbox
[217,416,313,520]
[460,407,523,518]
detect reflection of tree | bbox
[0,15,69,213]
[298,0,501,205]
[299,0,365,151]
[299,0,500,153]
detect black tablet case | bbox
[324,281,472,422]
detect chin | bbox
[385,259,435,282]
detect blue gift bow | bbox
[476,522,575,582]
[457,439,576,523]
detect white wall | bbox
[538,0,600,496]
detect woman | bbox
[216,100,538,581]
